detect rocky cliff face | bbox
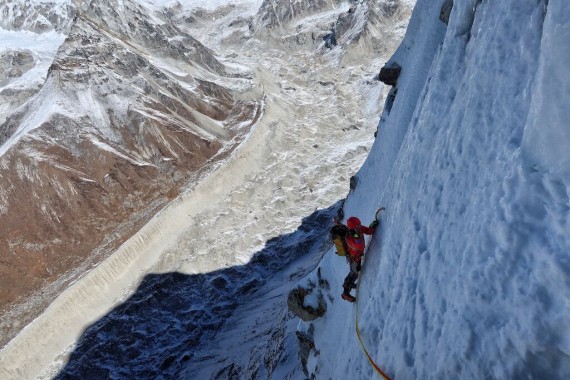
[252,0,411,59]
[0,0,75,32]
[0,0,262,346]
[253,0,345,29]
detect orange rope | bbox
[354,228,392,380]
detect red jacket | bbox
[345,225,375,262]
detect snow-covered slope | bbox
[306,0,570,378]
[0,0,74,33]
[0,0,72,124]
[0,0,261,347]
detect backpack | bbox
[330,224,349,256]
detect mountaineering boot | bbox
[341,292,356,303]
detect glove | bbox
[369,220,379,229]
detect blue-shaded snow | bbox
[55,204,339,379]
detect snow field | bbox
[0,28,66,124]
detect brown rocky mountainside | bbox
[0,0,262,347]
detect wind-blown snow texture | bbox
[2,0,569,378]
[310,0,570,378]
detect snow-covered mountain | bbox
[0,0,72,124]
[3,0,568,379]
[0,0,261,346]
[1,0,413,378]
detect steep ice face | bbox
[521,0,570,181]
[306,0,570,379]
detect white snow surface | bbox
[311,0,570,379]
[2,0,569,379]
[0,19,67,124]
[0,29,65,53]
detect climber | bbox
[337,215,379,302]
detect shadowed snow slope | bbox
[307,0,570,379]
[54,205,337,379]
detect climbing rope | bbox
[355,282,392,380]
[354,210,392,380]
[354,281,392,380]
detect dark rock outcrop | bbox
[378,62,401,86]
[296,324,315,376]
[287,285,327,321]
[440,0,454,25]
[323,30,337,48]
